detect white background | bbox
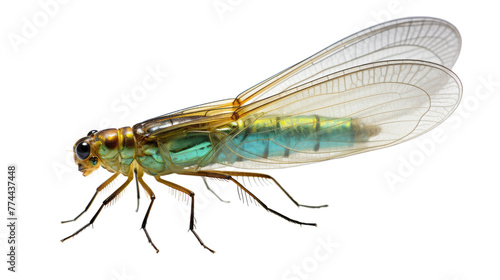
[1,1,499,280]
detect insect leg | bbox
[61,172,120,223]
[155,176,215,254]
[217,171,327,208]
[134,168,140,212]
[202,177,230,203]
[61,173,133,242]
[136,172,159,253]
[181,171,317,227]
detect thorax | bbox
[94,127,137,175]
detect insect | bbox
[61,17,462,253]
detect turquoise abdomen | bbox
[161,133,213,167]
[136,132,214,175]
[213,116,355,164]
[135,142,168,175]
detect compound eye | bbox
[76,142,91,160]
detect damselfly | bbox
[61,17,462,253]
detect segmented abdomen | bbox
[213,115,356,164]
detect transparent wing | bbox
[203,60,462,170]
[133,108,234,141]
[233,17,461,107]
[135,17,461,143]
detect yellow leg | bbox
[61,172,133,242]
[61,172,120,224]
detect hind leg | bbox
[180,171,317,226]
[215,170,327,208]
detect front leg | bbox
[61,173,133,242]
[61,172,120,224]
